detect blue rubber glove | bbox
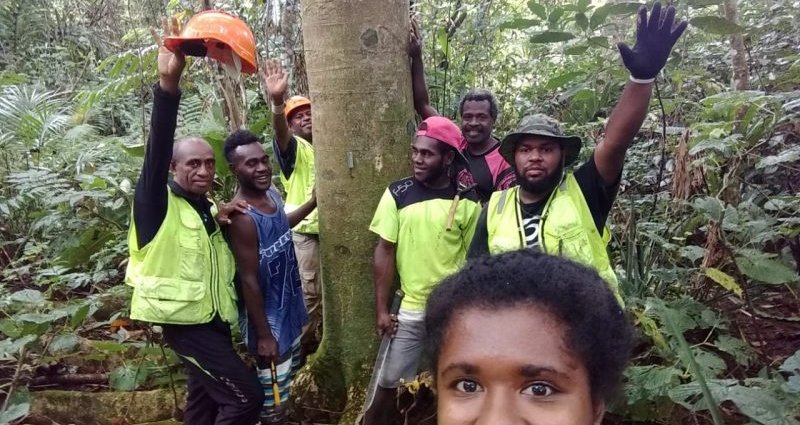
[617,2,688,80]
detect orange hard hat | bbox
[285,96,311,119]
[164,10,257,74]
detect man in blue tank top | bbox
[223,130,317,424]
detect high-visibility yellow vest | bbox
[486,174,622,304]
[125,188,238,325]
[280,136,318,234]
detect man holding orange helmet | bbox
[127,15,263,425]
[261,60,322,350]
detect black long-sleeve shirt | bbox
[132,84,216,249]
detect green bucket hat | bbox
[500,114,582,166]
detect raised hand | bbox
[151,17,186,93]
[617,1,688,81]
[260,59,289,104]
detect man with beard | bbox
[260,59,321,349]
[409,28,515,202]
[468,2,688,304]
[364,116,481,425]
[224,130,317,424]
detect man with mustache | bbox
[125,20,262,424]
[468,2,688,304]
[409,27,516,203]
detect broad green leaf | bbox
[735,255,798,285]
[0,387,30,424]
[757,149,800,169]
[545,71,583,89]
[109,365,149,391]
[593,1,642,29]
[548,7,564,25]
[679,245,706,263]
[588,36,609,49]
[589,5,610,29]
[8,289,44,304]
[575,13,589,30]
[780,349,800,374]
[527,1,548,20]
[70,304,91,329]
[704,268,743,296]
[48,334,80,354]
[564,44,589,55]
[661,307,726,423]
[690,16,744,35]
[714,335,753,367]
[691,196,723,220]
[607,2,645,16]
[670,379,800,425]
[499,18,541,30]
[16,311,69,324]
[57,227,114,269]
[530,31,575,43]
[0,335,37,359]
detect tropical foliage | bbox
[1,0,798,424]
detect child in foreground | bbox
[425,249,634,425]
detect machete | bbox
[360,289,404,418]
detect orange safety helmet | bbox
[164,10,257,74]
[285,96,311,120]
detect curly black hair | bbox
[458,89,499,121]
[223,129,262,163]
[424,249,633,402]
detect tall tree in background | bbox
[294,0,414,421]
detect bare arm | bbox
[286,188,317,228]
[409,23,439,119]
[261,59,292,154]
[593,82,652,184]
[228,214,278,362]
[373,237,397,336]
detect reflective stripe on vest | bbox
[125,188,239,325]
[280,135,318,234]
[486,174,623,305]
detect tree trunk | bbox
[294,1,414,423]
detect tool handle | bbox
[389,289,404,315]
[446,193,461,231]
[270,362,281,407]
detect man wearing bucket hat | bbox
[260,60,322,351]
[468,2,688,304]
[127,17,263,425]
[364,116,481,424]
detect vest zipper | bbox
[208,236,220,317]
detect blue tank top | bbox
[239,189,308,356]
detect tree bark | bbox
[293,0,414,423]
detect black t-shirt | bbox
[467,156,619,258]
[132,84,217,250]
[273,136,299,179]
[463,139,517,203]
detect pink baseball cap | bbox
[416,116,464,150]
